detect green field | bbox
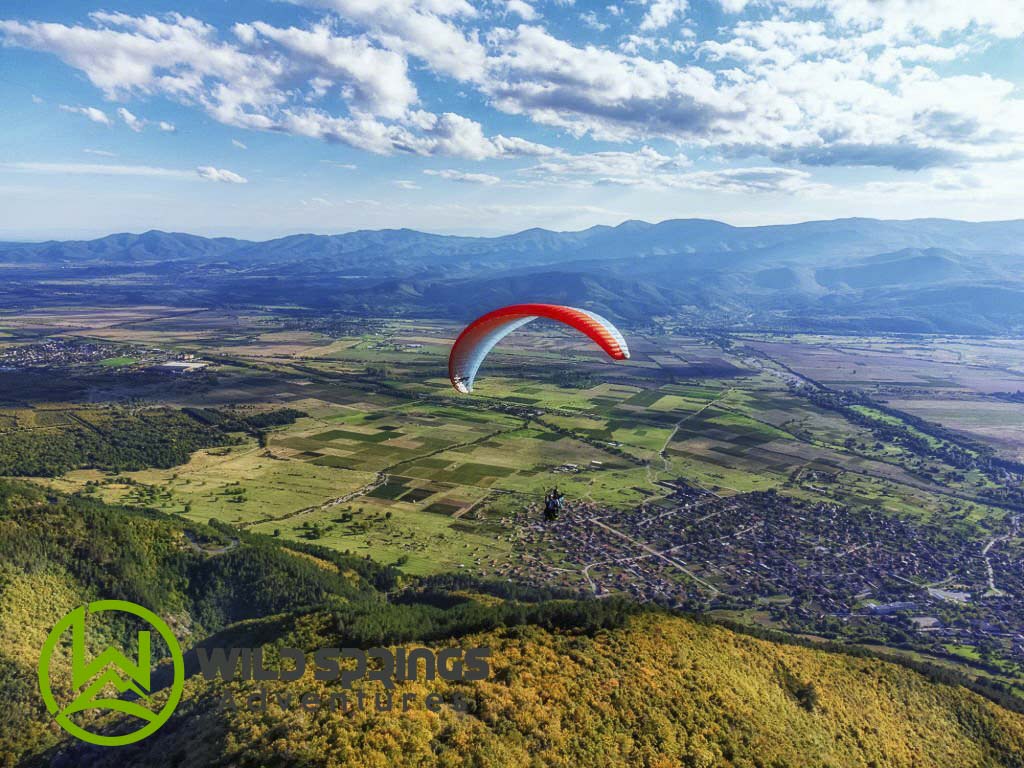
[1,312,1018,582]
[97,355,137,367]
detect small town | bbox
[0,338,207,374]
[508,485,1024,665]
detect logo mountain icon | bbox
[59,605,156,722]
[38,600,185,746]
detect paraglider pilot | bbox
[543,487,565,521]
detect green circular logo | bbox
[38,599,184,746]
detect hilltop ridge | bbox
[4,217,1024,333]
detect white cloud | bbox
[4,161,193,178]
[490,134,559,157]
[673,167,824,194]
[6,160,248,186]
[232,20,418,118]
[619,32,694,55]
[525,146,690,186]
[274,108,424,155]
[0,12,545,160]
[290,0,488,83]
[484,26,738,143]
[31,94,44,104]
[59,104,110,125]
[83,148,117,157]
[505,1,537,20]
[5,3,1023,178]
[639,0,687,31]
[394,179,421,189]
[414,111,494,159]
[196,165,248,183]
[580,12,608,31]
[157,121,177,132]
[274,106,555,159]
[3,14,287,132]
[521,146,823,193]
[232,139,248,149]
[118,107,145,131]
[698,17,1024,168]
[424,168,501,184]
[477,16,1024,169]
[786,0,1024,40]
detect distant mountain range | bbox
[4,217,1024,333]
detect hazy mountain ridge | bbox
[5,217,1024,268]
[3,217,1024,332]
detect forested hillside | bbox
[4,481,1024,768]
[0,407,306,477]
[43,613,1024,768]
[0,479,396,765]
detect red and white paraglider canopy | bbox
[448,303,630,393]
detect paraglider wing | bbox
[448,303,630,393]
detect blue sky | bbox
[1,0,1022,239]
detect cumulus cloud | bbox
[3,13,287,132]
[477,9,1024,169]
[619,33,692,55]
[232,139,248,149]
[232,20,417,118]
[785,0,1024,40]
[289,0,487,82]
[697,18,1024,167]
[4,2,1023,178]
[195,165,248,183]
[59,104,110,125]
[505,1,538,21]
[272,106,555,159]
[20,13,271,106]
[394,179,421,189]
[484,26,738,143]
[424,168,500,184]
[0,11,546,161]
[639,0,687,31]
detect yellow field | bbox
[48,439,376,526]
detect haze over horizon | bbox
[5,214,1024,246]
[2,0,1023,239]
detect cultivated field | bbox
[2,311,1019,578]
